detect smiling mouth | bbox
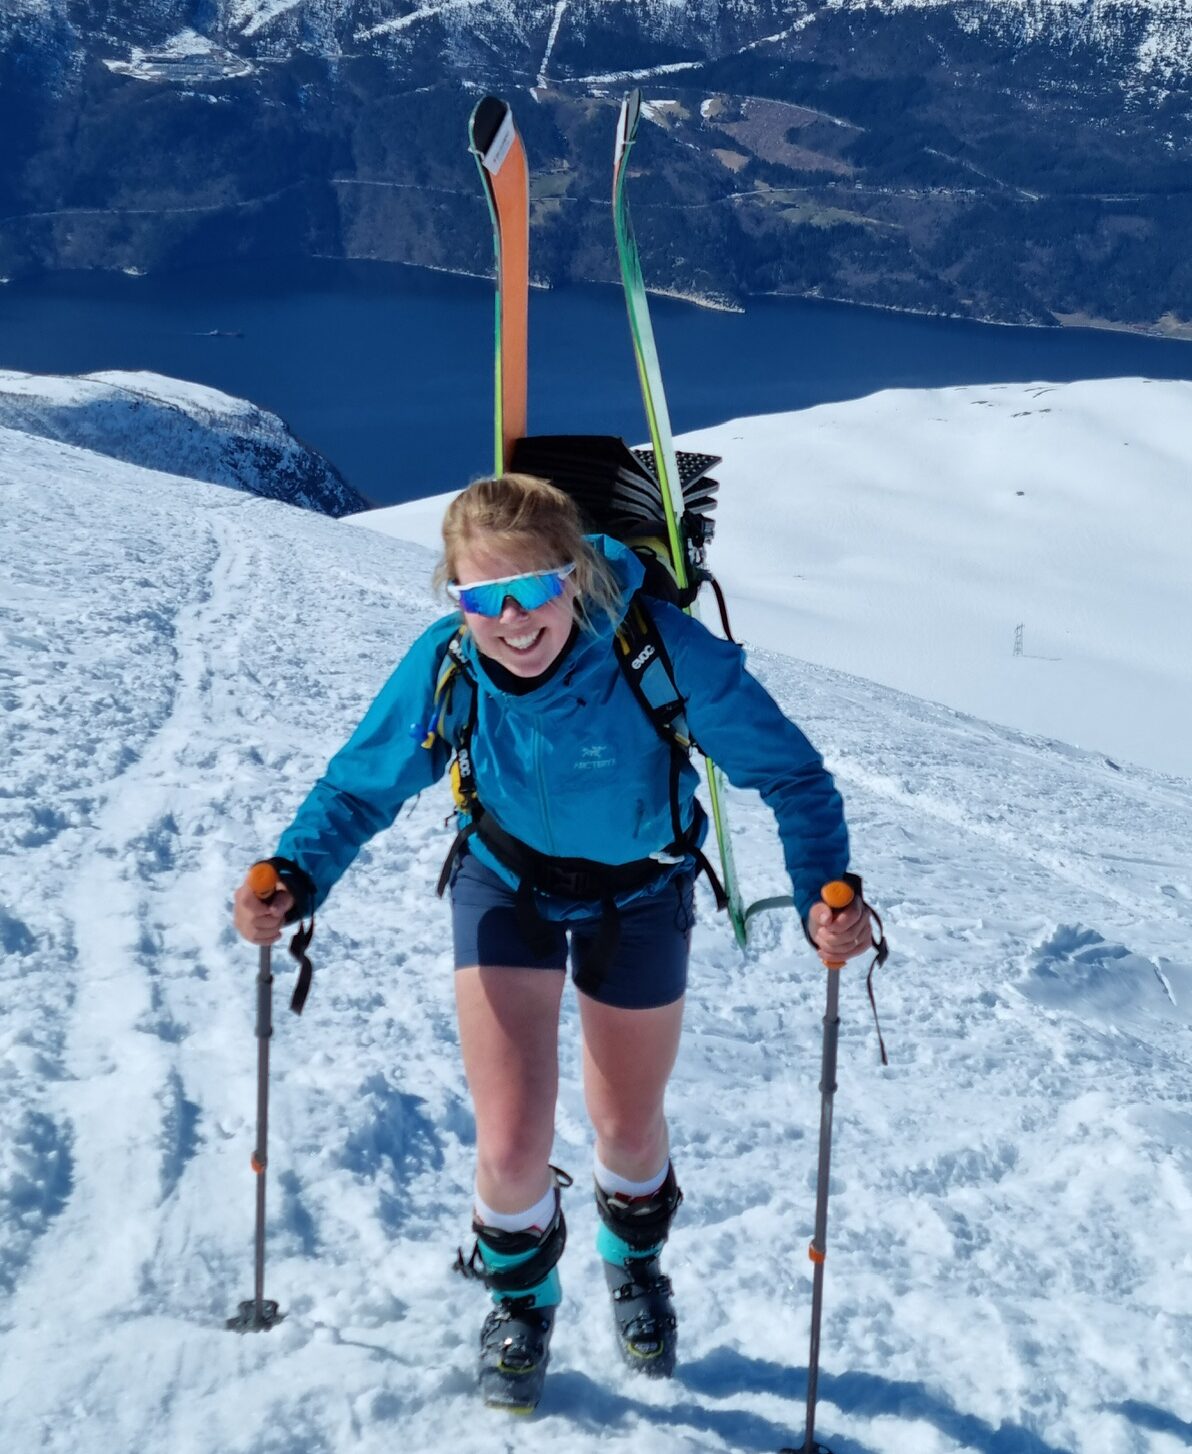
[502,628,545,653]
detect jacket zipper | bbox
[533,728,556,854]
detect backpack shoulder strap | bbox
[426,630,485,897]
[421,627,482,810]
[615,596,727,909]
[422,627,475,749]
[614,594,695,754]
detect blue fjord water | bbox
[1,258,1188,507]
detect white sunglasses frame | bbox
[445,561,577,603]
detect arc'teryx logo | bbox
[575,744,615,771]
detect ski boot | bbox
[455,1173,570,1414]
[602,1250,678,1377]
[477,1297,556,1414]
[595,1163,683,1378]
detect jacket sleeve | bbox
[274,615,460,910]
[654,603,849,922]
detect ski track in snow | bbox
[2,426,1191,1452]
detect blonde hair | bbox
[434,473,622,630]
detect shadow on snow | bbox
[544,1368,848,1454]
[669,1348,1078,1454]
[1106,1401,1192,1446]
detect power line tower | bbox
[1013,624,1024,657]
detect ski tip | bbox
[470,95,512,155]
[617,89,643,148]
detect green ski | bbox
[612,89,748,946]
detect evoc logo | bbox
[457,746,472,777]
[631,643,655,671]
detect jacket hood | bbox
[583,533,646,638]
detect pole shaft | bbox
[804,966,841,1453]
[253,944,274,1319]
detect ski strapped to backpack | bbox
[612,91,747,943]
[468,95,528,471]
[425,598,727,993]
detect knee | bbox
[590,1110,667,1168]
[475,1126,554,1191]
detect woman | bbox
[233,473,875,1412]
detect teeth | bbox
[505,630,542,650]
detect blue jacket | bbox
[277,538,849,923]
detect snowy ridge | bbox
[825,0,1192,78]
[0,369,367,517]
[73,1,1192,82]
[321,0,1187,75]
[1,409,1190,1451]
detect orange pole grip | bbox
[248,862,282,902]
[819,880,855,970]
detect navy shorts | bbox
[450,852,694,1010]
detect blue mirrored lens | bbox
[456,571,566,617]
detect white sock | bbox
[473,1181,557,1234]
[593,1154,668,1199]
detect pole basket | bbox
[226,1299,284,1333]
[778,1444,834,1453]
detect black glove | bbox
[256,856,317,923]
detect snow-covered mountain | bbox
[40,0,1187,79]
[0,370,368,515]
[4,1,1190,329]
[1,381,1190,1452]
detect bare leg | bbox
[579,993,685,1181]
[454,965,565,1214]
[581,991,685,1377]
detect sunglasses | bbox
[446,562,576,617]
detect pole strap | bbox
[252,856,318,1015]
[864,902,890,1067]
[287,917,316,1016]
[807,872,890,1066]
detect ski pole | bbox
[781,879,855,1454]
[227,861,286,1332]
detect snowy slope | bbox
[360,377,1192,781]
[1,421,1191,1453]
[0,369,367,517]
